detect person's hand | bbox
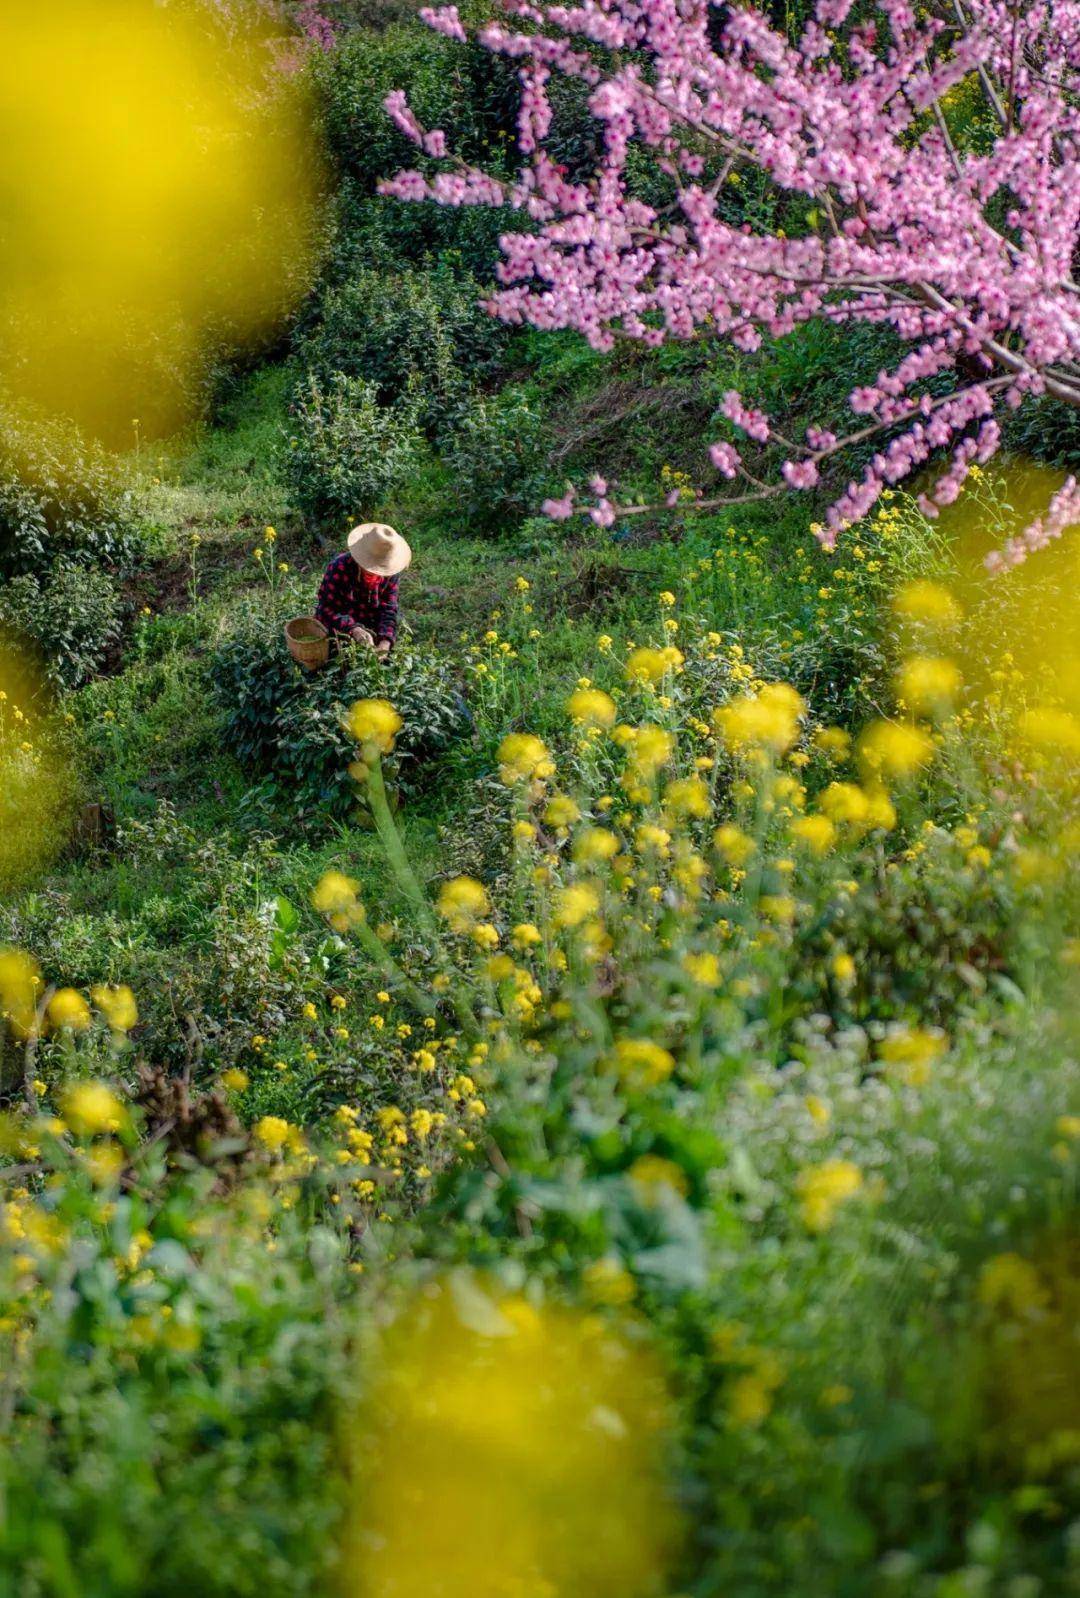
[374,639,391,660]
[350,625,375,648]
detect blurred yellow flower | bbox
[498,733,554,785]
[814,725,851,758]
[625,647,668,684]
[859,720,935,781]
[46,988,91,1033]
[346,1285,677,1598]
[582,1256,637,1305]
[830,952,856,985]
[726,1372,775,1428]
[221,1068,249,1093]
[626,725,674,779]
[567,688,617,728]
[664,776,711,819]
[977,1253,1047,1317]
[713,823,756,866]
[544,793,581,829]
[714,683,804,756]
[628,1153,689,1200]
[892,580,961,627]
[437,877,491,933]
[796,1158,863,1231]
[879,1027,947,1086]
[895,656,961,714]
[1016,706,1080,760]
[62,1081,126,1138]
[554,883,601,928]
[0,946,42,1037]
[682,951,720,987]
[254,1116,291,1153]
[819,782,896,832]
[573,826,620,866]
[312,871,364,928]
[790,814,837,855]
[91,984,138,1034]
[610,1038,676,1088]
[345,698,402,755]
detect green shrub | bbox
[211,630,472,822]
[440,388,551,535]
[0,559,122,689]
[0,399,136,581]
[282,373,421,527]
[0,1150,354,1598]
[298,263,508,434]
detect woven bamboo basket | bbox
[284,616,330,671]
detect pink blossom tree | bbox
[381,0,1080,567]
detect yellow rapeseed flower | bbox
[345,698,402,755]
[610,1038,676,1088]
[714,683,804,756]
[91,984,138,1033]
[977,1253,1047,1317]
[311,871,365,929]
[437,876,490,933]
[554,883,601,928]
[663,776,711,819]
[682,951,720,986]
[253,1116,291,1153]
[831,952,856,985]
[819,782,896,832]
[625,725,674,780]
[498,733,554,785]
[581,1256,637,1305]
[879,1026,946,1086]
[814,725,851,759]
[859,720,935,781]
[573,826,620,866]
[0,947,42,1037]
[62,1081,126,1137]
[713,824,756,866]
[790,813,837,855]
[892,579,961,627]
[895,655,961,714]
[628,1153,689,1200]
[567,688,617,728]
[46,988,91,1033]
[796,1158,863,1232]
[544,794,581,829]
[1016,706,1080,760]
[625,647,668,685]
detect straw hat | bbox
[347,522,412,577]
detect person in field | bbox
[315,522,411,658]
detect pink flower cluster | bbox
[382,0,1080,565]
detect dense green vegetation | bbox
[0,13,1078,1598]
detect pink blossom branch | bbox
[383,0,1080,567]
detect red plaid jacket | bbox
[315,555,400,645]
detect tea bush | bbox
[298,264,509,435]
[212,630,472,822]
[440,388,552,536]
[282,373,421,527]
[0,399,136,581]
[0,559,122,688]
